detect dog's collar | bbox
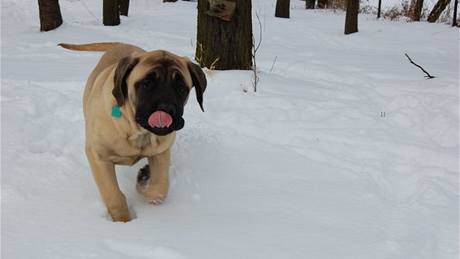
[111,105,122,118]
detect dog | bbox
[59,42,207,222]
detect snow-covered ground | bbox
[1,0,459,258]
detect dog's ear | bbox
[113,56,139,106]
[187,61,207,112]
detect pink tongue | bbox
[148,111,173,128]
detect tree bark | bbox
[344,0,359,34]
[120,0,130,16]
[195,0,253,70]
[38,0,63,32]
[317,0,328,8]
[452,0,458,26]
[410,0,424,21]
[275,0,290,18]
[427,0,451,22]
[306,0,315,9]
[103,0,120,26]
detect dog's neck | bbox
[122,102,155,149]
[128,131,152,149]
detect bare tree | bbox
[103,0,120,26]
[195,0,252,70]
[38,0,63,31]
[410,0,424,21]
[306,0,315,9]
[427,0,451,22]
[120,0,130,16]
[344,0,359,34]
[453,0,458,26]
[377,0,382,18]
[317,0,328,8]
[275,0,290,18]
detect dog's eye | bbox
[139,73,157,89]
[139,82,150,90]
[176,85,189,96]
[173,72,182,82]
[144,73,157,84]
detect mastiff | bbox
[59,42,206,222]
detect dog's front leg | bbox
[136,148,171,205]
[86,147,131,222]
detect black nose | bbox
[157,103,176,116]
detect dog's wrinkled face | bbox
[112,51,207,136]
[134,60,189,136]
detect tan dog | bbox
[59,42,206,222]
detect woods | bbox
[37,0,459,34]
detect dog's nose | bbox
[157,103,176,116]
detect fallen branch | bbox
[404,53,436,79]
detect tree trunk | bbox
[410,0,424,21]
[275,0,290,18]
[452,0,458,26]
[306,0,315,9]
[38,0,63,32]
[377,0,382,18]
[120,0,129,16]
[344,0,359,34]
[195,0,253,70]
[317,0,328,8]
[427,0,451,22]
[103,0,120,26]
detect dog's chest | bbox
[105,131,174,165]
[108,155,142,166]
[128,131,152,149]
[103,133,151,165]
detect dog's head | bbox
[113,50,207,136]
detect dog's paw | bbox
[143,185,168,205]
[108,208,132,222]
[148,195,165,205]
[137,164,150,186]
[138,185,168,206]
[136,164,169,205]
[111,214,132,222]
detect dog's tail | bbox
[58,42,122,52]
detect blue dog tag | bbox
[111,105,122,118]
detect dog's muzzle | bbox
[136,103,185,136]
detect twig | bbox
[269,56,277,73]
[254,12,262,53]
[209,57,220,70]
[252,11,263,92]
[404,53,436,79]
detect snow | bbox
[1,0,459,258]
